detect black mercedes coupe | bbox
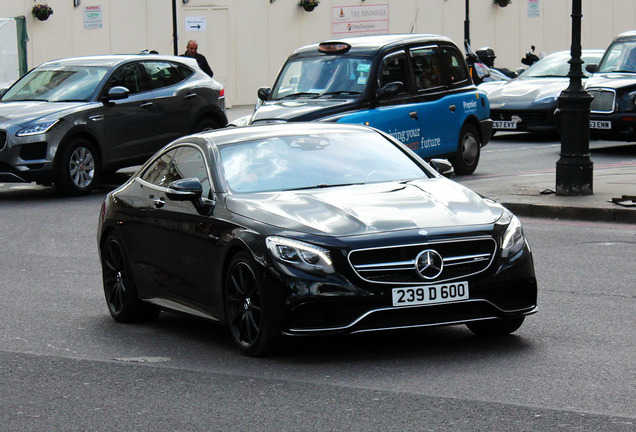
[97,123,537,356]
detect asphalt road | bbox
[1,133,635,431]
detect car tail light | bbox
[100,201,106,224]
[219,89,225,98]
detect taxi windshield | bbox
[597,39,636,73]
[270,56,372,100]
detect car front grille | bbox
[588,89,616,113]
[490,109,552,128]
[348,237,497,284]
[0,131,6,151]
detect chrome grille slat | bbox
[348,237,497,284]
[588,89,616,113]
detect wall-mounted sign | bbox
[332,5,389,37]
[185,16,207,32]
[528,0,540,18]
[84,5,102,29]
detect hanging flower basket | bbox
[495,0,512,7]
[32,4,54,21]
[299,0,319,12]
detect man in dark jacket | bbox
[181,40,214,78]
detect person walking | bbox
[181,40,214,78]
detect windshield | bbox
[270,56,372,100]
[219,131,429,193]
[1,66,109,102]
[521,52,601,78]
[597,40,636,73]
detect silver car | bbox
[0,54,227,195]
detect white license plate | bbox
[392,282,469,307]
[590,120,611,130]
[493,120,517,130]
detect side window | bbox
[143,61,186,90]
[410,47,443,90]
[176,64,194,80]
[106,62,149,94]
[141,146,212,198]
[440,46,469,84]
[378,51,409,91]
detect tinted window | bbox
[440,46,469,84]
[411,47,443,90]
[141,146,211,197]
[598,39,636,73]
[378,51,409,90]
[143,61,185,90]
[176,64,194,79]
[218,131,428,193]
[106,62,149,94]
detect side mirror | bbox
[429,159,454,178]
[166,178,215,215]
[257,87,271,101]
[585,63,598,74]
[104,86,130,101]
[376,81,404,98]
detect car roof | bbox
[37,54,196,69]
[291,33,454,56]
[193,123,377,147]
[616,30,636,41]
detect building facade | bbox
[2,0,636,106]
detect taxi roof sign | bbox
[318,42,351,54]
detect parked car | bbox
[0,54,227,195]
[97,123,538,356]
[231,34,492,175]
[586,30,636,141]
[481,49,604,134]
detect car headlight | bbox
[266,236,334,274]
[534,92,560,104]
[497,212,526,258]
[16,119,60,136]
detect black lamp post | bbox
[171,0,179,55]
[556,0,593,195]
[464,0,470,46]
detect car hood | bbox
[226,178,503,237]
[0,101,88,125]
[486,77,570,109]
[585,73,636,90]
[249,98,359,124]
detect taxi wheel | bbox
[194,118,221,133]
[224,252,279,357]
[54,138,100,196]
[451,124,480,175]
[466,316,525,336]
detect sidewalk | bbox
[226,104,636,225]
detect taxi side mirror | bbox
[376,81,404,98]
[585,64,598,74]
[257,87,272,101]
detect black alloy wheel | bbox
[101,232,159,323]
[225,252,278,356]
[54,138,100,196]
[466,316,525,336]
[450,123,481,175]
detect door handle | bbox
[449,105,456,112]
[409,111,418,120]
[153,198,165,208]
[140,102,153,109]
[184,93,197,100]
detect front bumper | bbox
[490,108,557,133]
[589,112,636,141]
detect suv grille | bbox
[589,89,616,113]
[348,237,497,284]
[0,131,6,151]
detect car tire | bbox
[224,252,279,357]
[54,138,99,196]
[450,123,480,175]
[101,231,160,323]
[193,118,221,133]
[466,316,525,336]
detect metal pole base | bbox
[556,156,593,196]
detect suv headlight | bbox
[17,119,60,136]
[497,212,526,258]
[266,236,334,274]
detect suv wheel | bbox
[54,138,99,196]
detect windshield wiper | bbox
[317,91,362,98]
[530,74,567,78]
[286,182,364,191]
[606,69,636,73]
[277,92,321,100]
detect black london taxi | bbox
[231,34,492,174]
[586,30,636,141]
